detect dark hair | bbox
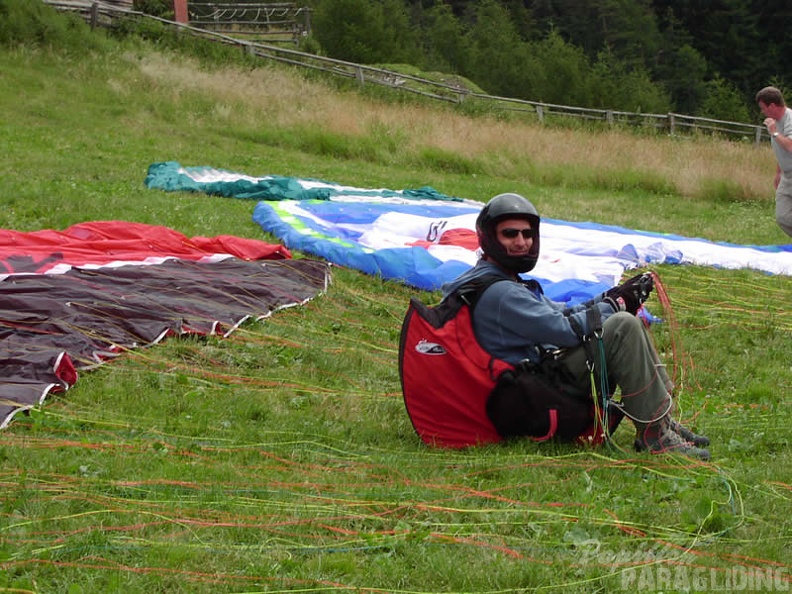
[756,86,786,107]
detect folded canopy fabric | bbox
[0,221,330,429]
[145,162,792,303]
[0,219,291,277]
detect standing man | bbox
[756,86,792,237]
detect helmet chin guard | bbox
[475,193,540,273]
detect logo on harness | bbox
[415,339,446,355]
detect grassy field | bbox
[1,12,791,594]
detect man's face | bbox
[759,100,784,120]
[495,218,535,257]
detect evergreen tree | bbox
[420,3,471,73]
[657,44,708,115]
[312,0,420,64]
[594,0,662,70]
[525,0,603,55]
[525,29,590,105]
[588,47,671,113]
[750,0,792,92]
[696,74,752,123]
[304,0,789,119]
[652,0,763,97]
[461,0,525,97]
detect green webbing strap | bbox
[567,309,598,371]
[569,305,611,440]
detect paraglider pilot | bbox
[441,193,712,459]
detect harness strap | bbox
[530,409,558,442]
[457,274,508,309]
[569,305,612,441]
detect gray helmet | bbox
[476,193,540,273]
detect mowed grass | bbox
[0,20,791,594]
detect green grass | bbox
[0,12,791,594]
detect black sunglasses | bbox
[499,228,535,239]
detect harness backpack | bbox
[398,276,622,449]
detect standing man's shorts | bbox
[776,173,792,237]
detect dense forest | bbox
[141,0,791,123]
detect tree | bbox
[651,0,763,98]
[311,0,420,64]
[656,43,708,115]
[594,0,662,71]
[304,0,788,117]
[525,30,590,105]
[588,47,671,113]
[750,0,792,94]
[697,75,752,123]
[461,0,525,97]
[523,0,662,68]
[419,3,471,73]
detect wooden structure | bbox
[187,2,311,42]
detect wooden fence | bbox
[42,0,768,144]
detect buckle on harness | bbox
[548,348,569,361]
[582,330,602,372]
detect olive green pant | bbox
[558,311,672,425]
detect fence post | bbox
[172,0,189,24]
[536,105,544,123]
[668,113,676,135]
[606,110,613,125]
[355,67,365,86]
[755,126,763,146]
[90,2,98,29]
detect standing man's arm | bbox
[767,121,792,150]
[763,117,791,188]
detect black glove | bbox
[604,272,654,314]
[621,272,654,300]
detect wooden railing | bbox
[42,0,768,145]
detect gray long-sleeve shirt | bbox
[772,107,792,173]
[441,260,616,365]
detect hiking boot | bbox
[635,417,711,460]
[668,418,710,447]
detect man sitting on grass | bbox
[442,192,712,459]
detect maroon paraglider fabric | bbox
[0,221,330,428]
